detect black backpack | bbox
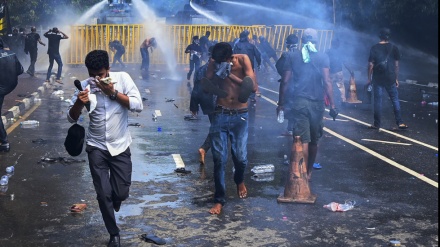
[275,50,294,77]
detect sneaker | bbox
[0,143,10,152]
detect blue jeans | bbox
[187,58,200,80]
[140,48,150,70]
[210,111,248,205]
[46,53,63,80]
[373,83,403,127]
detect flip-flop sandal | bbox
[238,76,254,103]
[175,167,191,174]
[313,163,322,169]
[201,77,228,98]
[140,234,166,245]
[70,203,87,213]
[398,123,408,129]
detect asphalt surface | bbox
[0,62,438,247]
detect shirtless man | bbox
[202,42,257,214]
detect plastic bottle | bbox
[427,102,438,106]
[251,164,275,174]
[6,166,14,173]
[277,110,284,123]
[323,200,356,212]
[20,120,39,128]
[367,84,372,92]
[0,175,9,186]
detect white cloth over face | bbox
[67,71,143,156]
[301,41,318,63]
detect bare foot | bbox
[198,148,206,165]
[209,203,222,214]
[237,183,247,198]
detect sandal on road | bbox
[70,203,87,213]
[141,234,166,245]
[398,123,408,129]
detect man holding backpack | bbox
[367,28,408,129]
[24,26,46,77]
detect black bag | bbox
[64,123,85,156]
[275,51,294,77]
[374,44,393,73]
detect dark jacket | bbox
[233,39,261,69]
[0,49,24,95]
[190,63,215,115]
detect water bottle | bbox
[20,120,39,128]
[0,175,9,186]
[277,110,284,123]
[427,102,438,106]
[251,164,275,174]
[367,84,372,92]
[6,166,14,173]
[323,200,356,212]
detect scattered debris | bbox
[32,138,47,144]
[128,123,141,127]
[165,98,175,102]
[39,157,86,164]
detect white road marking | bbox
[172,154,185,168]
[361,139,412,145]
[258,90,438,188]
[325,128,437,188]
[155,110,162,116]
[258,85,438,151]
[323,117,349,122]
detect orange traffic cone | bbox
[345,65,362,104]
[277,136,317,203]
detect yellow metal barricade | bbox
[67,25,332,65]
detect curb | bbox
[1,81,52,129]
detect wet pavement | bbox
[0,63,438,247]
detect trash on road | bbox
[389,239,401,246]
[32,138,47,144]
[140,233,166,245]
[128,123,141,127]
[165,98,175,102]
[20,120,39,128]
[251,164,275,174]
[251,173,274,182]
[323,200,356,212]
[70,203,87,213]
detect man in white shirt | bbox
[67,50,143,247]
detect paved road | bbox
[0,64,438,246]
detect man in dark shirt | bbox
[0,37,24,152]
[25,26,46,76]
[233,30,261,101]
[279,28,337,180]
[199,31,211,64]
[326,38,346,103]
[44,27,69,83]
[7,28,26,64]
[109,40,126,69]
[185,36,202,82]
[367,28,407,129]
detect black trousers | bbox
[0,94,7,143]
[86,145,132,235]
[27,49,38,75]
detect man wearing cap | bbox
[44,27,69,84]
[0,37,24,152]
[233,30,261,101]
[185,35,202,82]
[367,28,408,129]
[279,28,337,180]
